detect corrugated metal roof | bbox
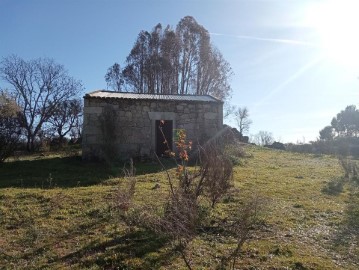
[85,90,222,103]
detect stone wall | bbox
[82,97,223,160]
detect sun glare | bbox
[306,0,359,68]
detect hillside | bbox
[0,146,358,269]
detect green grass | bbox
[1,146,358,269]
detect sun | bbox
[305,0,359,68]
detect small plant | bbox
[46,173,55,189]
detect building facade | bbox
[82,90,223,160]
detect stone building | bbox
[82,90,223,160]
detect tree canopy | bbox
[319,125,334,141]
[331,105,359,137]
[319,105,359,140]
[105,63,124,91]
[48,98,83,144]
[107,16,233,101]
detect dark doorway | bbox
[156,120,173,157]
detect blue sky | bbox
[1,0,358,143]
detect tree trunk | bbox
[26,135,32,152]
[26,134,36,152]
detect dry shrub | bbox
[199,142,233,207]
[222,195,265,270]
[157,192,201,270]
[339,156,359,182]
[111,159,137,225]
[161,192,199,240]
[153,128,236,269]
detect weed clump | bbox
[322,179,344,195]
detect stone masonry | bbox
[82,90,223,160]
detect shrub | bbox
[224,141,247,166]
[200,142,233,207]
[322,179,344,195]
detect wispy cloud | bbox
[210,32,319,48]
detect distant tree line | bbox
[105,16,233,101]
[316,105,359,156]
[286,105,359,156]
[0,55,83,160]
[319,105,359,141]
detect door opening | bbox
[155,120,173,157]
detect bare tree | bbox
[160,25,180,94]
[69,114,83,144]
[223,103,235,119]
[123,30,152,93]
[0,55,83,151]
[0,90,21,162]
[196,46,232,100]
[123,24,178,94]
[234,107,252,136]
[105,63,124,91]
[48,99,83,146]
[119,16,233,100]
[253,130,274,146]
[176,16,208,95]
[176,16,233,99]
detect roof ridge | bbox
[84,90,222,103]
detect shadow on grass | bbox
[3,208,175,269]
[56,230,172,269]
[332,187,359,263]
[0,155,177,189]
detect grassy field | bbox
[0,146,358,269]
